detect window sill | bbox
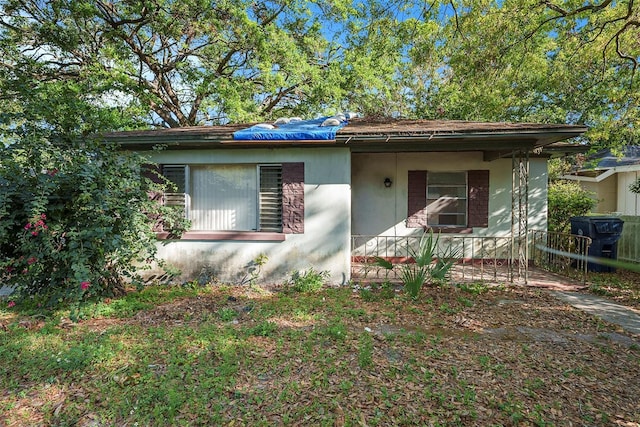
[423,226,473,234]
[156,231,286,241]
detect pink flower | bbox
[27,257,37,265]
[24,223,31,230]
[31,231,38,237]
[81,281,90,290]
[7,301,15,308]
[41,214,47,219]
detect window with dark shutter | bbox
[406,170,490,230]
[155,162,304,235]
[467,170,490,228]
[161,165,188,215]
[407,170,428,228]
[259,165,283,232]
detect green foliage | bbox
[247,321,278,337]
[358,332,374,368]
[1,0,638,152]
[401,266,430,300]
[375,231,460,299]
[458,282,491,295]
[217,308,238,322]
[0,134,179,305]
[0,0,408,127]
[242,253,268,287]
[629,177,640,195]
[289,268,329,293]
[359,280,396,302]
[316,320,347,341]
[547,158,575,182]
[548,180,597,233]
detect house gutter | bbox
[561,164,640,183]
[106,128,587,151]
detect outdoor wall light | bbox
[384,177,393,188]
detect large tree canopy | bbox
[0,0,415,130]
[1,0,638,148]
[403,0,639,150]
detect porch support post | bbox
[511,150,529,283]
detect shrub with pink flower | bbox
[24,215,48,237]
[7,301,15,308]
[0,136,179,307]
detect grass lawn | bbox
[1,277,639,426]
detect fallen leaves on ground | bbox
[1,282,639,426]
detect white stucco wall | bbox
[351,152,548,237]
[617,171,640,216]
[580,176,617,214]
[143,147,351,285]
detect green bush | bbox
[0,135,185,306]
[289,268,329,293]
[548,180,597,233]
[374,230,459,299]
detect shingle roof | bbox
[103,117,587,154]
[586,146,640,169]
[104,117,585,140]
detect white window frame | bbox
[256,164,283,232]
[163,164,284,232]
[426,171,468,227]
[162,164,191,219]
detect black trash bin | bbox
[570,216,624,272]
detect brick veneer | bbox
[142,164,166,232]
[282,162,305,234]
[467,170,489,228]
[407,170,428,228]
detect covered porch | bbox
[350,230,592,288]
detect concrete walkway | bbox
[523,267,640,336]
[551,291,640,335]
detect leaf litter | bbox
[1,283,639,426]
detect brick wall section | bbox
[282,162,305,234]
[406,170,428,228]
[467,170,489,228]
[143,163,165,232]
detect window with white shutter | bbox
[259,165,283,232]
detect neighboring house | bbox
[561,146,640,216]
[106,117,586,285]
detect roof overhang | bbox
[562,163,640,182]
[102,118,587,159]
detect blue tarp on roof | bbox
[233,117,347,141]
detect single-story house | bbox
[105,117,587,285]
[561,146,640,216]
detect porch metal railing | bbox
[351,234,522,284]
[529,230,592,284]
[351,231,593,285]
